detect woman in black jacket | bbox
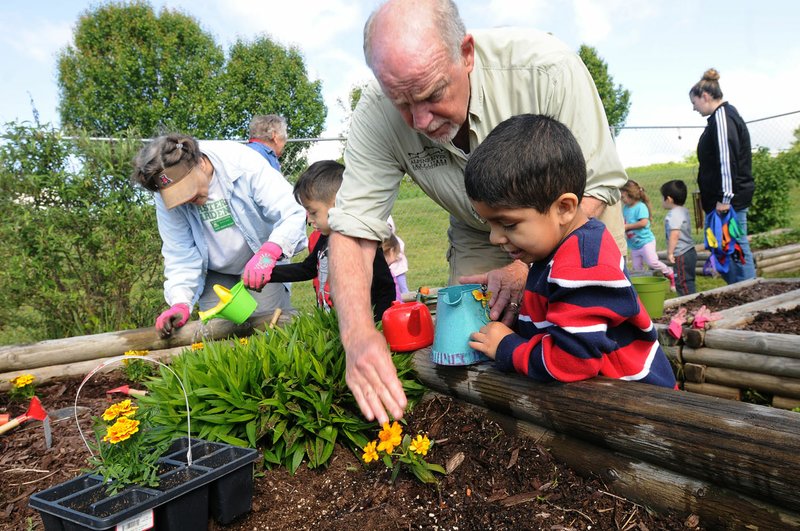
[690,68,756,283]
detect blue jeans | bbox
[720,208,756,284]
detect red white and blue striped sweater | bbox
[495,219,676,388]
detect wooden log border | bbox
[412,349,800,515]
[477,399,800,529]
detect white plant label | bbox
[115,510,154,531]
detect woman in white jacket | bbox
[132,133,307,337]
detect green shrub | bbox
[750,147,800,233]
[0,123,163,342]
[140,309,426,473]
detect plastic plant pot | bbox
[29,438,258,531]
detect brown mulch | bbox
[1,373,700,531]
[657,280,800,325]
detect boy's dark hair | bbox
[465,114,586,213]
[293,160,344,204]
[660,179,688,206]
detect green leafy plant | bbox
[87,399,170,495]
[361,421,445,484]
[7,374,36,401]
[141,309,426,474]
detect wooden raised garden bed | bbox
[658,278,800,409]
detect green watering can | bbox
[430,284,491,366]
[197,281,257,324]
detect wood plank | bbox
[682,347,800,378]
[683,363,706,383]
[413,350,800,513]
[0,347,187,391]
[702,329,800,359]
[772,396,800,411]
[683,381,741,400]
[704,366,800,399]
[0,313,291,373]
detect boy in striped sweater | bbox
[465,114,675,388]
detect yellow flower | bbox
[102,399,139,421]
[123,350,149,365]
[11,374,35,388]
[377,421,403,453]
[410,434,431,456]
[238,337,249,345]
[191,342,205,351]
[103,417,140,444]
[472,289,492,308]
[362,440,379,463]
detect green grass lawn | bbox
[291,163,800,311]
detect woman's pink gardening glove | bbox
[243,242,283,290]
[155,303,191,338]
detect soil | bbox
[657,280,800,328]
[742,306,800,335]
[1,373,700,531]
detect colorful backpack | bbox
[704,208,745,274]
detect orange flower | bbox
[102,399,138,421]
[409,434,431,456]
[377,421,402,453]
[191,342,205,351]
[103,417,140,444]
[362,440,379,463]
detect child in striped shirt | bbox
[465,114,676,388]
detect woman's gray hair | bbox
[363,0,466,71]
[131,133,202,192]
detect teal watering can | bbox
[430,284,491,366]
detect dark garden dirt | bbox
[1,373,702,531]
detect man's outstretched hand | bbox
[345,328,408,425]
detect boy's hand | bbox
[667,253,675,263]
[469,321,513,359]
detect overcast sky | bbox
[1,0,798,166]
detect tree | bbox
[578,45,631,135]
[57,1,225,137]
[219,37,327,175]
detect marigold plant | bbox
[122,350,154,383]
[8,374,36,401]
[88,399,169,494]
[362,421,445,484]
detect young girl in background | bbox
[621,180,675,291]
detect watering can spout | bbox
[197,285,234,323]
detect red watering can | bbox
[382,300,434,352]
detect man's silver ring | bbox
[508,302,520,313]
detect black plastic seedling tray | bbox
[29,437,258,531]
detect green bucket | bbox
[630,276,667,319]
